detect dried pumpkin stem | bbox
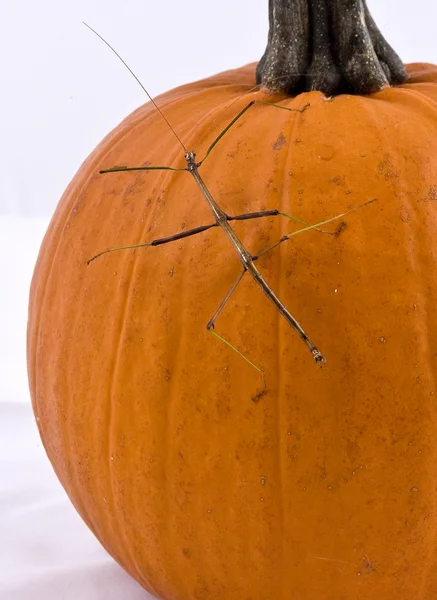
[256,0,408,95]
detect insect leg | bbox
[206,269,265,374]
[228,209,279,222]
[198,99,310,166]
[100,165,186,175]
[87,221,219,264]
[229,209,342,234]
[253,200,376,260]
[206,269,246,330]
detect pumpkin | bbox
[28,1,437,598]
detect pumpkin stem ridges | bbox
[256,0,408,95]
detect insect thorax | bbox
[185,151,197,171]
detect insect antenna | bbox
[82,22,188,153]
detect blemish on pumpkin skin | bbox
[251,389,266,403]
[400,208,411,222]
[125,181,137,196]
[72,202,84,215]
[377,153,399,182]
[272,132,286,151]
[427,185,437,201]
[331,176,342,186]
[226,139,242,159]
[315,143,335,161]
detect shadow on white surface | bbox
[0,215,49,404]
[0,402,155,599]
[0,214,157,598]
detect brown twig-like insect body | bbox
[84,23,375,369]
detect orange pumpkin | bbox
[28,61,437,599]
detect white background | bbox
[0,1,436,598]
[1,0,436,218]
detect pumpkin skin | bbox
[27,62,437,599]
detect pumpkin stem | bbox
[256,0,408,95]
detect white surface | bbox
[0,216,48,405]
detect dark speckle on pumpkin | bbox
[428,185,437,201]
[272,132,286,151]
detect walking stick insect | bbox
[84,23,375,370]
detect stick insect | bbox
[84,23,375,370]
